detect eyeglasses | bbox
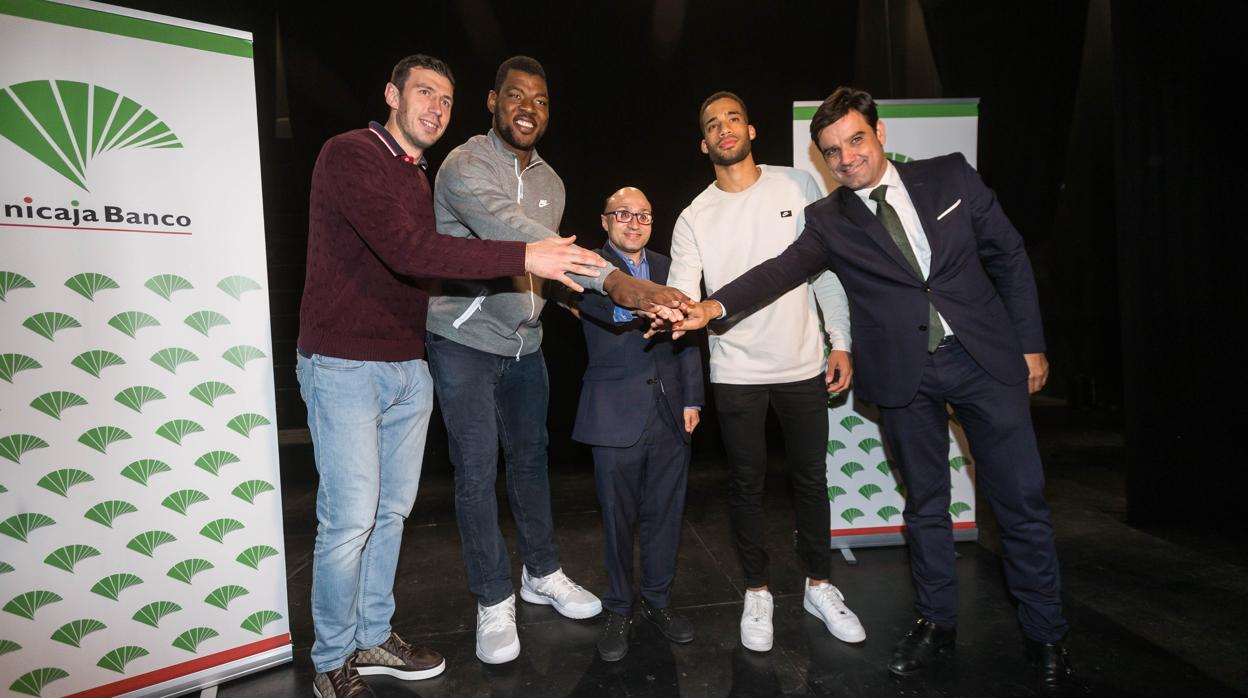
[603,209,653,225]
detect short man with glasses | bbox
[571,187,704,662]
[666,91,864,653]
[425,55,690,665]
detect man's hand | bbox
[648,299,719,339]
[684,408,701,434]
[525,236,607,292]
[636,305,685,322]
[826,350,853,395]
[1023,352,1049,394]
[643,300,713,342]
[603,272,692,312]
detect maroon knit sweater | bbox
[297,128,527,361]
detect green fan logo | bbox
[0,80,182,190]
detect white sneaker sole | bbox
[519,586,603,620]
[740,629,773,653]
[475,636,520,665]
[803,597,867,643]
[356,658,446,680]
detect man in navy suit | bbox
[666,88,1076,693]
[572,187,704,662]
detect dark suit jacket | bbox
[572,246,705,447]
[712,153,1043,407]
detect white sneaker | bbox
[519,567,602,619]
[475,594,520,664]
[803,579,866,643]
[740,588,774,652]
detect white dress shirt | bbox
[855,162,953,337]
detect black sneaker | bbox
[597,611,631,662]
[640,598,694,644]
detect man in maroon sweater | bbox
[296,54,611,698]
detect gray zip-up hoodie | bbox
[427,129,606,358]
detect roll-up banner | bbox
[0,1,291,695]
[792,99,981,551]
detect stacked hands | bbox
[636,299,853,396]
[630,290,853,397]
[522,236,854,395]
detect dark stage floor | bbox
[220,405,1248,697]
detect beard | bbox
[707,136,751,167]
[494,111,544,152]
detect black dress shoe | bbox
[1025,639,1084,695]
[641,598,695,644]
[597,611,631,662]
[888,618,956,676]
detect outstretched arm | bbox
[603,272,692,318]
[436,151,610,292]
[523,236,607,293]
[324,137,530,280]
[665,221,834,335]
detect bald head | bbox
[603,186,650,213]
[601,186,653,261]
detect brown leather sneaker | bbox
[312,657,374,697]
[354,631,446,681]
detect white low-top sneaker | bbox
[803,579,866,643]
[740,588,774,652]
[476,594,521,664]
[519,567,602,619]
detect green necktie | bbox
[870,185,944,352]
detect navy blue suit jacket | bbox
[572,246,705,447]
[712,153,1044,407]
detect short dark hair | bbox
[698,91,748,132]
[494,56,546,93]
[809,86,878,142]
[391,54,455,90]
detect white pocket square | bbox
[937,199,961,220]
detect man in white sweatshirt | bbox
[667,91,865,652]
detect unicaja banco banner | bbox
[1,2,290,696]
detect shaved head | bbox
[601,186,653,260]
[603,186,650,213]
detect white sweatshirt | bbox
[669,165,850,385]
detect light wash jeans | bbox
[296,351,434,673]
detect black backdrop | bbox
[95,0,1246,524]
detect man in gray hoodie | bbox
[426,56,683,665]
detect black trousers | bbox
[713,374,831,588]
[879,339,1067,643]
[592,399,690,616]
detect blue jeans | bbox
[425,333,560,606]
[296,351,434,673]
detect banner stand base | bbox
[119,645,293,698]
[831,526,979,565]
